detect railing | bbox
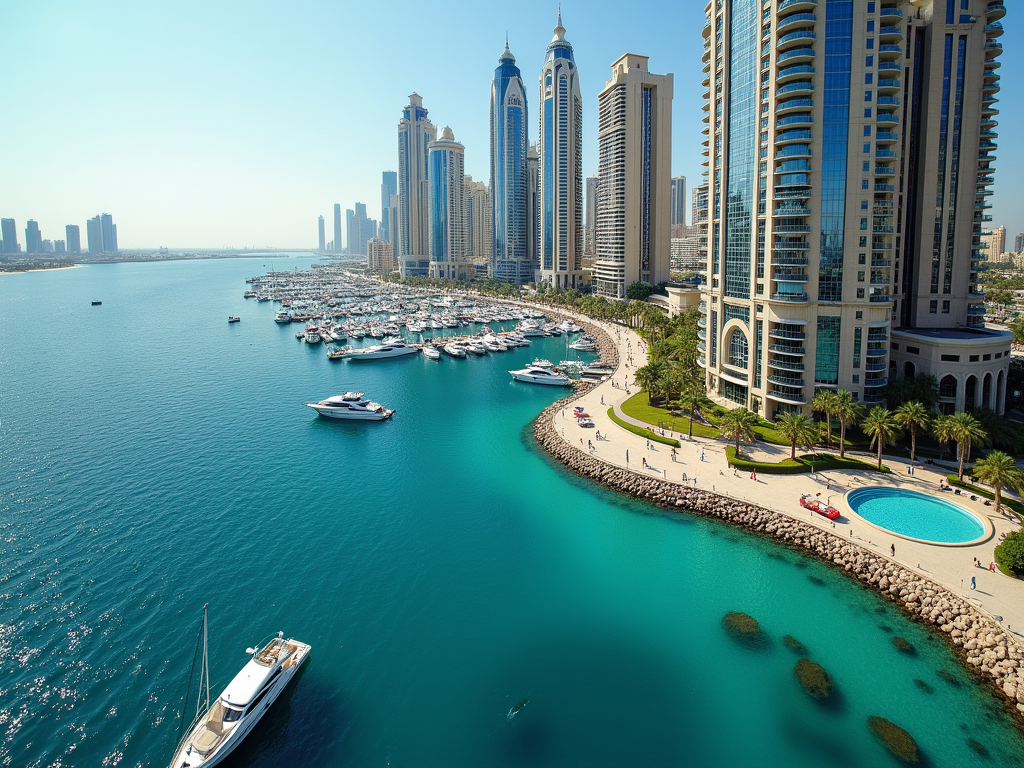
[877,79,900,89]
[769,344,806,355]
[768,374,806,387]
[768,390,807,405]
[768,358,806,371]
[768,329,806,340]
[773,272,809,282]
[771,292,809,303]
[773,206,812,216]
[777,48,816,65]
[773,241,810,249]
[777,30,817,48]
[777,64,815,80]
[869,295,892,303]
[864,377,889,388]
[776,115,814,127]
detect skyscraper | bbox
[671,176,687,229]
[527,144,540,273]
[100,213,117,253]
[25,220,42,254]
[427,127,471,281]
[465,176,493,265]
[380,171,398,244]
[593,54,673,299]
[701,0,1011,417]
[490,40,530,284]
[1015,232,1024,256]
[333,204,342,254]
[585,175,599,257]
[318,215,326,252]
[1,219,18,253]
[398,93,437,258]
[66,224,81,254]
[87,216,102,254]
[387,194,400,256]
[538,12,584,289]
[347,203,376,256]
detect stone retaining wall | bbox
[530,315,1024,719]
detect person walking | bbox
[970,576,977,590]
[890,543,895,556]
[626,449,629,463]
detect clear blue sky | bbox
[0,0,1019,250]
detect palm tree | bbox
[634,360,667,399]
[931,414,955,460]
[832,390,863,460]
[861,406,902,471]
[719,407,759,459]
[894,401,932,463]
[972,451,1024,517]
[812,390,839,449]
[675,387,713,438]
[947,412,987,481]
[774,412,819,460]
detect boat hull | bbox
[307,404,393,421]
[510,372,571,386]
[346,347,419,361]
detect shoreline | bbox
[0,264,84,275]
[525,305,1024,722]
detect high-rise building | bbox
[366,238,395,273]
[490,40,531,284]
[538,12,584,289]
[585,175,599,256]
[701,0,1011,418]
[427,127,472,281]
[465,177,493,266]
[1015,232,1024,256]
[346,203,376,256]
[1,219,18,253]
[66,224,81,254]
[333,204,343,254]
[985,225,1006,261]
[99,213,117,253]
[318,215,326,252]
[54,240,65,253]
[387,193,400,256]
[398,93,437,259]
[593,54,673,299]
[24,220,42,254]
[691,182,709,274]
[527,144,540,274]
[380,171,398,245]
[671,176,687,228]
[87,216,102,254]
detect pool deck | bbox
[547,311,1024,643]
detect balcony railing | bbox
[771,292,810,302]
[768,344,807,356]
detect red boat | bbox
[799,494,840,520]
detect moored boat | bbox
[304,392,395,420]
[509,361,571,386]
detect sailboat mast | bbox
[201,604,210,715]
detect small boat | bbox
[91,300,102,306]
[274,310,291,324]
[580,363,614,380]
[168,606,311,768]
[305,392,395,420]
[465,341,487,356]
[509,362,571,386]
[228,317,241,324]
[422,345,441,360]
[799,495,841,520]
[344,338,420,360]
[304,326,321,344]
[442,343,467,358]
[569,335,597,352]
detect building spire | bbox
[558,4,562,28]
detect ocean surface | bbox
[1,257,1022,768]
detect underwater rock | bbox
[868,716,920,765]
[892,636,917,655]
[794,658,835,701]
[782,635,808,655]
[722,611,766,646]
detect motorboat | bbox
[509,362,571,386]
[519,322,546,337]
[544,325,562,337]
[168,607,311,768]
[569,335,598,352]
[407,321,425,334]
[274,310,291,324]
[329,328,347,343]
[799,494,841,520]
[304,326,321,344]
[442,343,467,358]
[482,334,507,352]
[344,338,420,360]
[304,392,395,420]
[580,363,614,380]
[228,317,240,324]
[91,300,102,306]
[559,319,583,333]
[422,345,441,360]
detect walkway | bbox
[548,313,1024,641]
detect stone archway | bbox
[997,369,1005,415]
[964,375,978,411]
[904,361,916,379]
[982,372,992,411]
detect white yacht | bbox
[509,362,571,386]
[344,338,420,361]
[481,334,507,352]
[274,310,291,324]
[465,340,487,356]
[442,343,467,358]
[569,335,598,351]
[559,319,583,333]
[304,326,321,344]
[519,322,546,337]
[168,609,311,768]
[422,345,441,360]
[304,392,395,420]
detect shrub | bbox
[945,475,1024,519]
[994,530,1024,578]
[606,408,680,447]
[725,447,889,474]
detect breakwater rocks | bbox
[533,398,1024,718]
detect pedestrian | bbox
[890,543,895,556]
[626,449,629,463]
[700,451,705,462]
[907,465,911,475]
[750,471,755,481]
[970,576,977,590]
[601,395,604,405]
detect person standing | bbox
[970,576,977,590]
[890,543,895,556]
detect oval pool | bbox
[846,487,988,545]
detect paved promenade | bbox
[549,312,1024,642]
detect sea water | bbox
[1,258,1022,767]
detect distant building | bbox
[1,218,17,253]
[55,240,66,253]
[527,144,540,275]
[366,237,395,273]
[427,127,472,281]
[333,204,342,254]
[346,203,376,255]
[670,236,704,273]
[318,215,326,252]
[671,176,686,227]
[1015,232,1024,255]
[989,225,1006,261]
[593,53,673,299]
[691,183,708,273]
[24,220,42,253]
[66,224,81,254]
[100,213,117,253]
[398,93,437,259]
[87,216,102,254]
[387,193,400,256]
[380,171,398,245]
[585,175,599,256]
[538,12,584,289]
[465,176,493,266]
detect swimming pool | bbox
[845,487,989,545]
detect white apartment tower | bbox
[397,93,437,259]
[427,127,472,281]
[594,54,673,299]
[538,12,584,289]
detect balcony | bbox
[865,346,887,358]
[772,292,810,303]
[698,329,707,341]
[778,30,817,51]
[877,96,900,107]
[880,6,903,20]
[773,224,811,233]
[873,225,894,234]
[777,47,816,66]
[987,3,1006,20]
[876,111,899,124]
[879,44,902,59]
[777,0,818,14]
[776,81,814,97]
[778,12,817,32]
[869,294,892,303]
[768,374,806,387]
[777,64,815,84]
[875,148,896,158]
[874,183,895,192]
[773,206,812,217]
[773,271,809,282]
[877,78,900,93]
[879,26,902,40]
[968,305,986,316]
[774,186,813,198]
[878,61,900,73]
[776,129,813,144]
[768,358,806,371]
[768,389,808,405]
[773,240,810,250]
[863,392,888,405]
[777,146,812,160]
[768,344,806,356]
[871,258,892,267]
[876,130,898,143]
[986,22,1003,38]
[874,165,896,176]
[776,98,814,114]
[772,256,810,266]
[864,377,889,388]
[776,114,814,128]
[768,328,806,340]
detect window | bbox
[862,180,869,190]
[223,706,243,723]
[939,376,957,399]
[865,73,873,84]
[866,55,874,66]
[942,300,950,314]
[864,125,871,137]
[853,374,860,383]
[865,90,872,102]
[995,352,1002,359]
[815,316,841,386]
[890,342,899,350]
[864,108,872,118]
[867,20,875,31]
[858,271,865,282]
[868,1,875,11]
[969,355,979,362]
[856,288,865,298]
[858,253,866,264]
[727,329,749,369]
[907,346,919,354]
[940,354,960,362]
[860,218,868,230]
[856,311,863,319]
[983,353,991,361]
[860,236,867,247]
[929,300,938,313]
[866,39,874,49]
[861,200,869,208]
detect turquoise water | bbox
[847,487,987,544]
[1,258,1022,767]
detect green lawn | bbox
[725,447,889,474]
[619,392,719,438]
[607,407,681,447]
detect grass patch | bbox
[607,408,681,447]
[725,447,890,474]
[620,392,718,438]
[945,475,1024,519]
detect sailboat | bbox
[168,605,311,768]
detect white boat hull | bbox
[306,404,393,421]
[510,372,571,386]
[346,347,419,360]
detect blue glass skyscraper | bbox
[490,41,530,284]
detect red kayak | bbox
[799,495,840,520]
